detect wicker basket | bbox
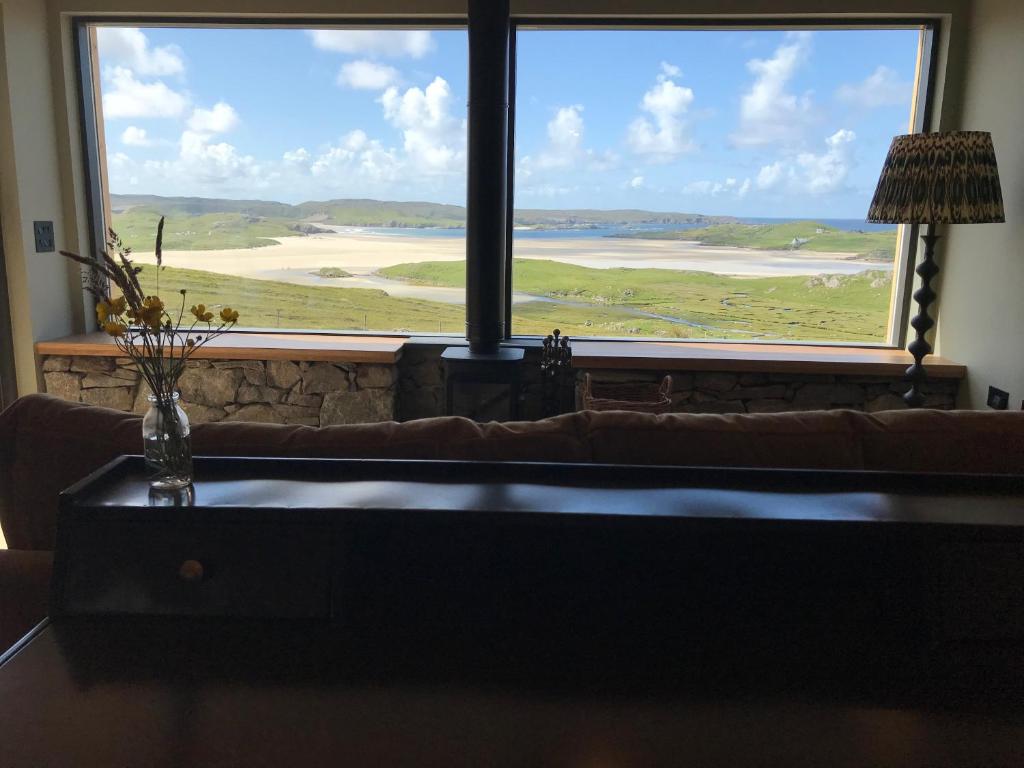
[581,374,673,414]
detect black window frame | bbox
[72,16,470,343]
[505,17,941,349]
[73,14,940,350]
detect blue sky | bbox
[99,25,921,218]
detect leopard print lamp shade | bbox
[867,131,1004,224]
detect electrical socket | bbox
[987,385,1009,410]
[33,221,54,253]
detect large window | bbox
[91,24,468,333]
[82,20,933,345]
[505,26,927,343]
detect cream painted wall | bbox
[0,0,973,396]
[0,0,85,396]
[933,0,1024,408]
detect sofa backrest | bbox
[580,407,1024,474]
[0,395,590,550]
[3,394,1024,551]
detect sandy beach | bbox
[140,231,890,295]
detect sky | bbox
[98,25,921,219]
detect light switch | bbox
[33,221,55,253]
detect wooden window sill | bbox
[35,333,404,365]
[569,341,965,379]
[35,334,965,379]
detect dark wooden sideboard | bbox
[2,457,1024,766]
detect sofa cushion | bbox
[582,409,867,469]
[857,409,1024,474]
[0,396,140,550]
[191,411,591,464]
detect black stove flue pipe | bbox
[465,0,510,353]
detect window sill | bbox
[568,341,965,379]
[35,334,965,379]
[35,333,404,365]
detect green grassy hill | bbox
[111,208,298,251]
[130,258,890,342]
[109,194,731,246]
[138,264,465,334]
[380,259,892,341]
[614,220,898,260]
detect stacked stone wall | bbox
[40,356,396,425]
[39,350,960,424]
[577,370,958,413]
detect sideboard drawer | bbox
[56,522,332,618]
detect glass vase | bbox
[142,391,193,490]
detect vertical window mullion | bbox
[504,23,517,340]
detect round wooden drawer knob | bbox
[179,559,205,583]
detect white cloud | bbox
[178,130,259,183]
[102,66,187,119]
[756,161,786,190]
[836,65,912,108]
[532,105,585,169]
[308,30,433,58]
[310,130,402,184]
[519,183,575,198]
[520,105,618,179]
[108,152,133,171]
[337,60,400,90]
[754,129,857,196]
[732,32,814,147]
[795,128,856,193]
[96,27,184,76]
[683,176,752,199]
[711,178,737,196]
[121,126,150,146]
[626,71,695,160]
[380,77,465,175]
[117,128,262,193]
[187,102,239,134]
[282,147,311,167]
[660,61,681,78]
[629,175,644,189]
[548,105,584,155]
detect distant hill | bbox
[612,219,897,260]
[514,208,733,229]
[110,194,733,232]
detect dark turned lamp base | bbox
[904,229,940,408]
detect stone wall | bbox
[577,370,959,413]
[39,350,961,424]
[40,355,396,425]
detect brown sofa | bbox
[3,392,1024,652]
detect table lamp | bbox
[867,131,1004,407]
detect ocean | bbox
[346,218,897,240]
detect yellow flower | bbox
[138,295,164,330]
[102,320,125,337]
[109,296,127,316]
[219,307,239,323]
[190,304,214,322]
[95,300,111,323]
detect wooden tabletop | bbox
[1,618,1022,768]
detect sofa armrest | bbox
[0,549,52,655]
